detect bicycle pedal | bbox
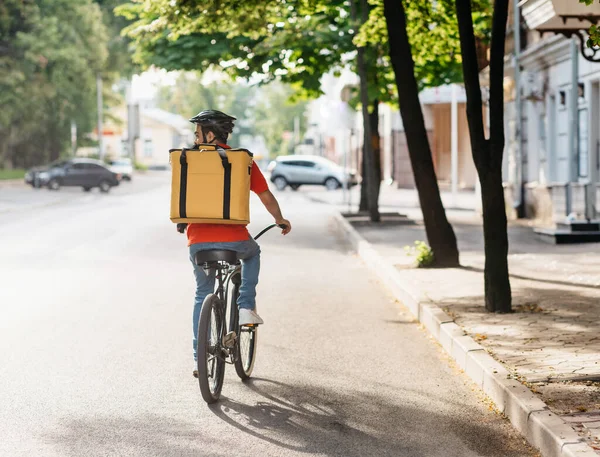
[222,331,237,348]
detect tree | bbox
[351,0,380,221]
[0,0,110,168]
[94,0,139,78]
[119,0,386,217]
[382,0,460,267]
[118,0,454,224]
[455,0,512,312]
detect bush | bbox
[404,241,435,268]
[134,161,148,171]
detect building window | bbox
[578,109,588,178]
[144,139,153,158]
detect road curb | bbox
[332,212,598,457]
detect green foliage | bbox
[94,0,138,77]
[0,0,135,169]
[359,0,492,91]
[119,0,492,114]
[580,0,600,47]
[0,169,26,180]
[588,24,600,48]
[404,240,435,268]
[117,0,357,99]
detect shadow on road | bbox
[207,377,535,457]
[44,378,537,457]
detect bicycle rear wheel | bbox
[197,294,226,403]
[230,280,258,380]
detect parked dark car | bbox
[24,158,120,193]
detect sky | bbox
[131,68,177,101]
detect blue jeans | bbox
[189,238,261,361]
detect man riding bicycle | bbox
[178,110,291,374]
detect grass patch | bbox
[0,169,25,180]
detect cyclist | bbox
[178,110,291,372]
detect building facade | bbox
[503,2,600,226]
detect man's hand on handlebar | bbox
[276,219,292,235]
[177,223,188,234]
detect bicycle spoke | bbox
[208,356,216,378]
[206,308,220,386]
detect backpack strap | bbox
[179,148,188,218]
[216,147,231,220]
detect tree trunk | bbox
[353,0,380,222]
[481,163,511,311]
[359,99,382,213]
[0,129,9,169]
[455,0,512,312]
[370,98,382,195]
[359,155,369,212]
[383,0,459,267]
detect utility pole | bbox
[71,121,77,156]
[451,83,459,205]
[513,0,524,217]
[567,37,579,216]
[294,116,300,152]
[126,79,139,164]
[96,73,104,161]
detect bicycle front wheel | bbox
[197,294,226,403]
[235,324,258,380]
[230,281,258,380]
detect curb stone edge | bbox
[332,212,598,457]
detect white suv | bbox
[267,155,358,191]
[109,158,134,181]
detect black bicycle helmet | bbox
[189,110,236,142]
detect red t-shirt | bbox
[187,145,269,245]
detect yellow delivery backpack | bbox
[169,144,253,225]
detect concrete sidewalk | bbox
[305,182,479,213]
[329,202,600,456]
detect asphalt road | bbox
[0,175,538,457]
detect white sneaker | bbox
[239,308,264,326]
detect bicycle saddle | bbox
[194,250,238,266]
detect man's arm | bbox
[257,190,292,235]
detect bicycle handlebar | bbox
[178,222,287,239]
[254,224,288,240]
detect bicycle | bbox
[195,223,287,404]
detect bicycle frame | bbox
[200,223,284,364]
